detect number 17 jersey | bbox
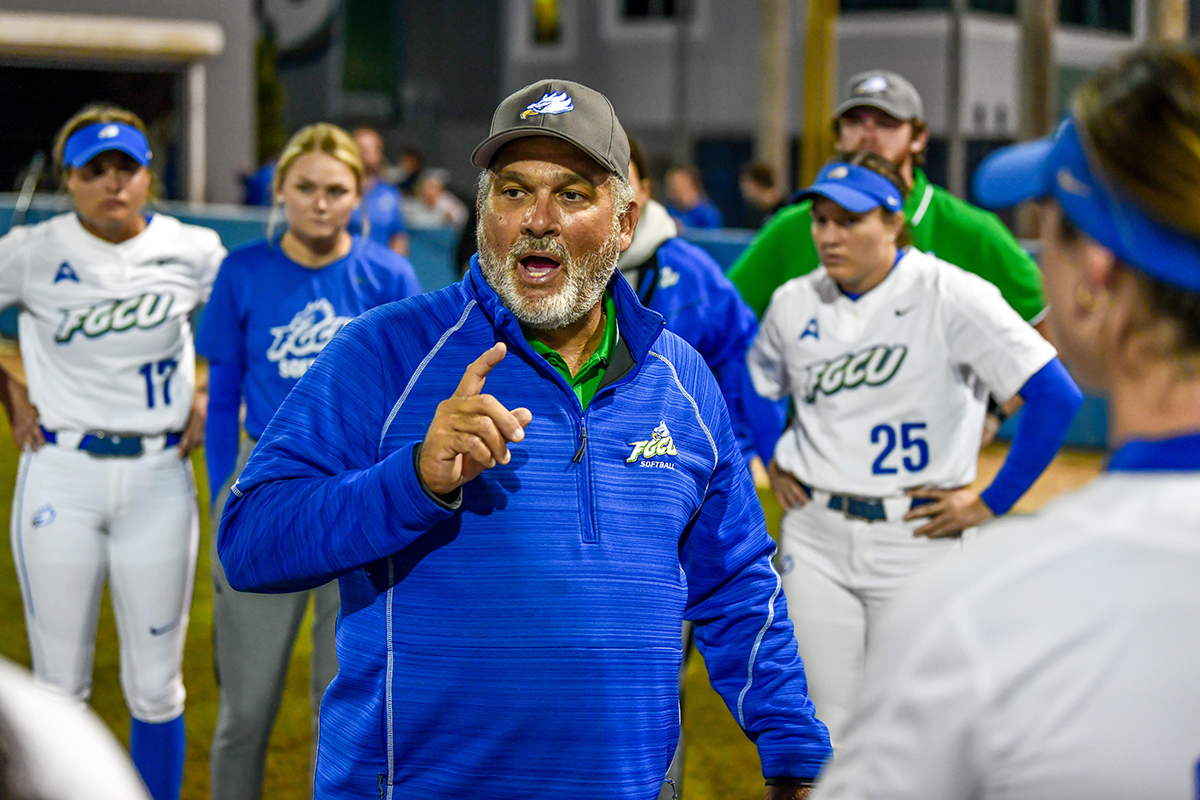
[0,213,226,435]
[748,247,1055,497]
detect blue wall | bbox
[0,196,1107,449]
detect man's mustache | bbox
[509,237,570,263]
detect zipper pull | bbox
[572,425,588,463]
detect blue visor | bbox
[795,163,904,214]
[974,117,1200,292]
[63,122,152,169]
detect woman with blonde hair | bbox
[0,104,226,800]
[811,39,1200,798]
[197,122,420,800]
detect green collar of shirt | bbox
[529,293,618,410]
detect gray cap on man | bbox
[835,70,924,121]
[472,79,631,177]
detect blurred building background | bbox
[1,0,1195,214]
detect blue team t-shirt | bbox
[348,180,407,247]
[197,235,421,438]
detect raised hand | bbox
[418,342,534,496]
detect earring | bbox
[1075,284,1096,311]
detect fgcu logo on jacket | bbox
[521,91,574,119]
[267,299,353,379]
[802,344,907,403]
[627,421,678,468]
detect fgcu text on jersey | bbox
[55,293,173,343]
[627,421,678,469]
[802,344,907,403]
[267,299,353,378]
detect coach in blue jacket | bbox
[218,78,830,800]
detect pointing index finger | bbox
[455,342,508,397]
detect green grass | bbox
[0,421,775,800]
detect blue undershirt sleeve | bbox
[979,357,1083,515]
[205,361,243,506]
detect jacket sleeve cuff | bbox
[765,778,816,787]
[412,444,462,510]
[378,442,460,530]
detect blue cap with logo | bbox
[796,162,904,215]
[63,122,152,169]
[973,116,1200,291]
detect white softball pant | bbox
[779,498,964,750]
[10,443,198,723]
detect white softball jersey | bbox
[811,468,1200,799]
[749,247,1055,497]
[0,213,225,434]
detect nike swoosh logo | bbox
[149,619,179,636]
[895,306,916,316]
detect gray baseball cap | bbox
[835,70,924,121]
[471,79,630,177]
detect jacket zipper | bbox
[572,425,587,462]
[574,420,598,543]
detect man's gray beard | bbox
[477,218,622,331]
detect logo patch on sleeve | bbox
[627,421,678,468]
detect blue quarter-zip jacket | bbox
[218,259,831,799]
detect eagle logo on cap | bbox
[521,91,574,119]
[856,76,890,95]
[828,166,850,179]
[98,124,121,139]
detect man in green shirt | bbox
[728,70,1048,335]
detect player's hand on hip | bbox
[4,378,44,453]
[419,342,533,497]
[768,458,810,510]
[178,390,207,458]
[904,486,995,538]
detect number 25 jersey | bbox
[748,247,1056,497]
[0,213,225,435]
